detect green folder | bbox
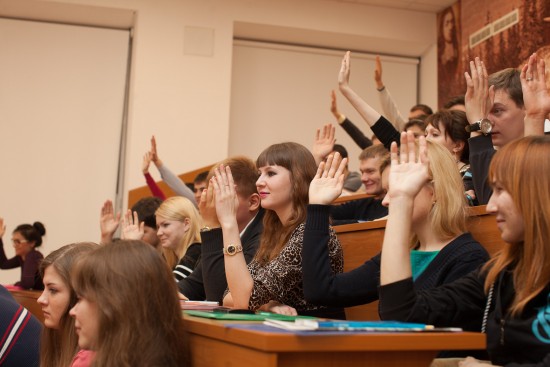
[184,310,314,321]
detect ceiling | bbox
[316,0,457,13]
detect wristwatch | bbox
[465,118,492,135]
[223,244,243,256]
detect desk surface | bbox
[184,314,486,367]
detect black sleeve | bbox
[370,115,401,151]
[339,118,373,150]
[0,238,21,270]
[199,217,262,304]
[437,248,489,285]
[198,229,228,304]
[468,135,495,205]
[379,271,487,328]
[18,251,43,290]
[177,259,206,301]
[329,200,357,221]
[173,243,201,282]
[504,353,550,367]
[303,205,380,307]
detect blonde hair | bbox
[484,136,550,316]
[155,196,202,269]
[410,141,468,246]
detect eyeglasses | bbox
[12,239,28,246]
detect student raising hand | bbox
[380,131,430,286]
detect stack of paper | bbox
[180,300,219,310]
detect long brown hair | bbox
[484,136,550,316]
[71,240,188,367]
[39,242,97,367]
[255,142,317,265]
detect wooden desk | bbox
[9,289,44,324]
[184,315,486,367]
[336,205,506,320]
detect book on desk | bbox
[263,319,463,332]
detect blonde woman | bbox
[155,197,202,281]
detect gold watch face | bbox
[226,245,237,255]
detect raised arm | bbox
[304,154,379,306]
[331,90,373,149]
[464,57,494,128]
[142,152,166,200]
[464,57,495,205]
[521,53,550,136]
[338,51,382,127]
[339,52,401,149]
[211,165,254,309]
[0,218,21,269]
[374,56,407,131]
[380,132,430,286]
[150,136,197,206]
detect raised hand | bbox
[0,217,5,238]
[121,209,144,240]
[330,90,342,120]
[198,183,220,228]
[142,152,152,174]
[150,135,162,167]
[210,164,239,229]
[387,131,430,201]
[464,57,494,125]
[100,200,121,243]
[374,55,384,89]
[338,51,352,90]
[309,152,348,205]
[521,53,550,124]
[312,123,336,165]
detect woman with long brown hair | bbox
[212,142,344,317]
[69,240,188,367]
[38,242,97,367]
[379,134,550,366]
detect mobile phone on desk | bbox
[213,306,255,314]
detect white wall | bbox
[29,0,436,194]
[0,0,437,284]
[0,17,129,284]
[229,42,419,172]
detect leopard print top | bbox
[246,222,343,312]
